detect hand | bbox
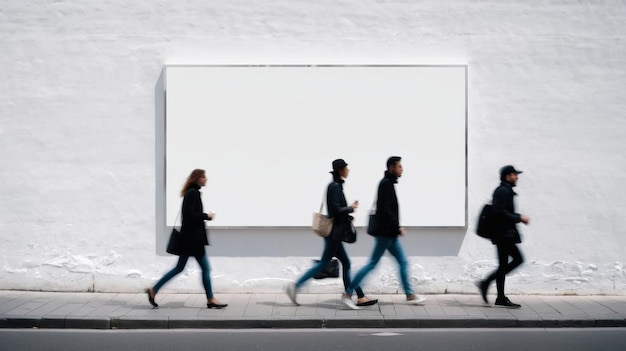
[520,215,530,225]
[206,212,215,220]
[399,227,406,236]
[351,201,359,210]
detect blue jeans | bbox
[346,236,413,296]
[153,254,214,299]
[295,237,365,298]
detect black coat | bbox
[178,183,211,256]
[373,171,401,238]
[327,180,356,243]
[491,181,522,245]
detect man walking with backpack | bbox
[477,165,530,308]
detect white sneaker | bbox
[285,283,298,305]
[341,295,360,310]
[407,295,427,304]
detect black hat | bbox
[500,165,523,178]
[331,159,348,172]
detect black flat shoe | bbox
[356,299,379,307]
[145,288,158,308]
[495,297,521,309]
[207,302,228,309]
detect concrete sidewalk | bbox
[1,290,625,329]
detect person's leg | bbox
[195,254,228,308]
[295,237,341,289]
[345,237,392,295]
[492,243,511,299]
[286,238,341,305]
[334,242,358,296]
[194,254,214,299]
[492,243,523,307]
[483,244,508,284]
[496,243,524,298]
[387,238,413,296]
[334,242,366,299]
[477,243,507,303]
[153,255,190,294]
[494,242,526,298]
[495,274,506,299]
[504,244,524,276]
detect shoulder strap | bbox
[320,182,333,214]
[173,203,182,230]
[319,189,327,214]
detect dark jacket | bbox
[373,171,401,238]
[327,179,356,243]
[491,181,522,245]
[179,183,211,256]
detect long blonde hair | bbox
[180,169,206,197]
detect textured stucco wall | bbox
[1,0,625,295]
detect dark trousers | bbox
[484,242,524,298]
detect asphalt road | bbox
[1,328,626,351]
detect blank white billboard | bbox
[164,65,466,227]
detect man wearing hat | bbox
[477,165,530,308]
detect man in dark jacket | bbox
[477,165,530,308]
[341,156,426,309]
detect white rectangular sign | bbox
[164,65,467,227]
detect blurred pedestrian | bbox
[341,156,426,309]
[476,165,529,308]
[146,169,227,309]
[286,159,378,307]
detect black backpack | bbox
[476,204,496,239]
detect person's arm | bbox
[377,180,400,233]
[327,183,354,218]
[493,187,521,223]
[182,190,210,221]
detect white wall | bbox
[1,0,625,296]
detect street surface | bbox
[1,328,626,351]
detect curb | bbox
[2,316,625,329]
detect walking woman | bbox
[285,159,378,307]
[146,169,227,309]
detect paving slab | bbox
[0,290,625,329]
